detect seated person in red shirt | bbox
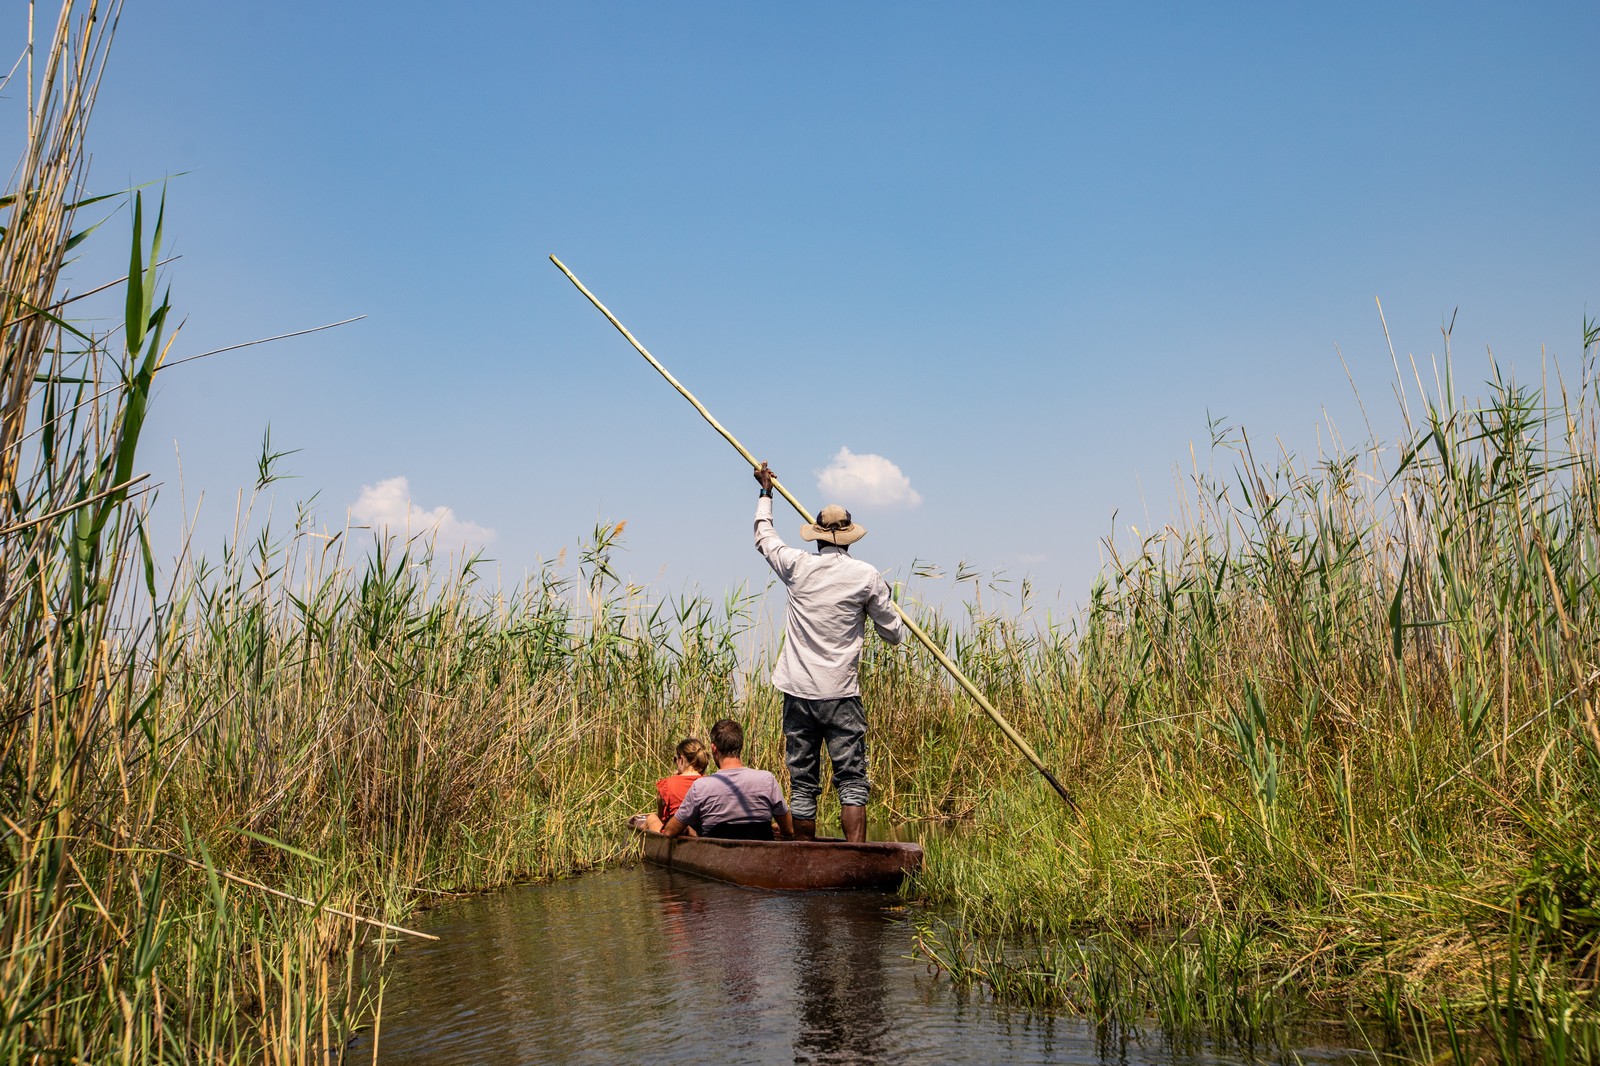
[663,719,795,841]
[644,736,710,832]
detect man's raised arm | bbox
[753,462,802,581]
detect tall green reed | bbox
[5,7,1598,1061]
[904,323,1600,1059]
[1,5,768,1058]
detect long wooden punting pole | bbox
[550,255,1079,814]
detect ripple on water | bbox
[362,867,1368,1066]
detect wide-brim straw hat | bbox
[801,504,866,546]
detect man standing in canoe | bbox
[751,462,904,842]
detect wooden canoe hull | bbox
[633,823,922,891]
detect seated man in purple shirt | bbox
[663,719,795,841]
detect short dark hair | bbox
[710,719,744,757]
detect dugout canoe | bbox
[629,817,922,891]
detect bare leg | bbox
[793,817,817,841]
[840,805,867,843]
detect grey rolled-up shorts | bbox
[781,693,869,819]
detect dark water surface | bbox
[365,867,1368,1065]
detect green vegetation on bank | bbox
[4,6,1598,1063]
[897,335,1600,1062]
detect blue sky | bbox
[37,1,1600,611]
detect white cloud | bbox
[349,476,496,550]
[814,447,923,509]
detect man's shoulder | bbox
[686,771,739,795]
[725,766,780,790]
[830,552,885,585]
[847,553,882,574]
[735,764,778,780]
[707,765,764,782]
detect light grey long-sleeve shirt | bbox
[754,496,903,699]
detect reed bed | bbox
[894,334,1600,1063]
[0,7,768,1059]
[5,4,1599,1062]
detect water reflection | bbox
[364,867,1366,1065]
[790,890,890,1063]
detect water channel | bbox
[363,865,1375,1065]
